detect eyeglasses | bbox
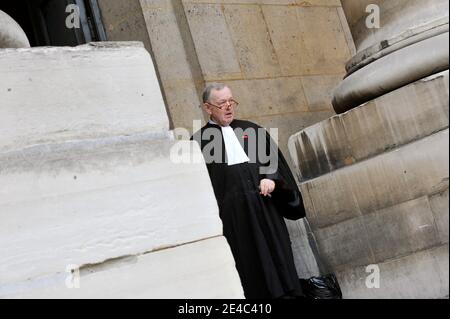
[206,99,239,110]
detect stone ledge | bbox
[0,10,30,49]
[289,71,449,181]
[181,0,341,7]
[1,236,244,299]
[346,19,449,76]
[314,194,445,269]
[299,129,449,229]
[0,42,169,152]
[341,0,449,53]
[332,32,449,113]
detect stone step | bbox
[0,43,169,153]
[314,191,448,270]
[341,0,449,54]
[289,71,449,182]
[332,32,448,113]
[0,138,221,286]
[299,129,449,229]
[1,236,244,299]
[346,20,448,76]
[336,244,449,299]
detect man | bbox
[192,83,306,299]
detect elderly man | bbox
[192,83,305,299]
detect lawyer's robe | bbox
[192,119,305,299]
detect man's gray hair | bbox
[202,83,228,104]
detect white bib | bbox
[221,125,250,166]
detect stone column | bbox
[334,0,449,113]
[0,10,30,48]
[288,0,449,298]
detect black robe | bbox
[192,119,306,299]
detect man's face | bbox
[205,86,236,127]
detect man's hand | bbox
[259,179,276,197]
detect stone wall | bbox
[98,0,355,158]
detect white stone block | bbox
[1,237,244,299]
[0,42,169,152]
[0,138,221,286]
